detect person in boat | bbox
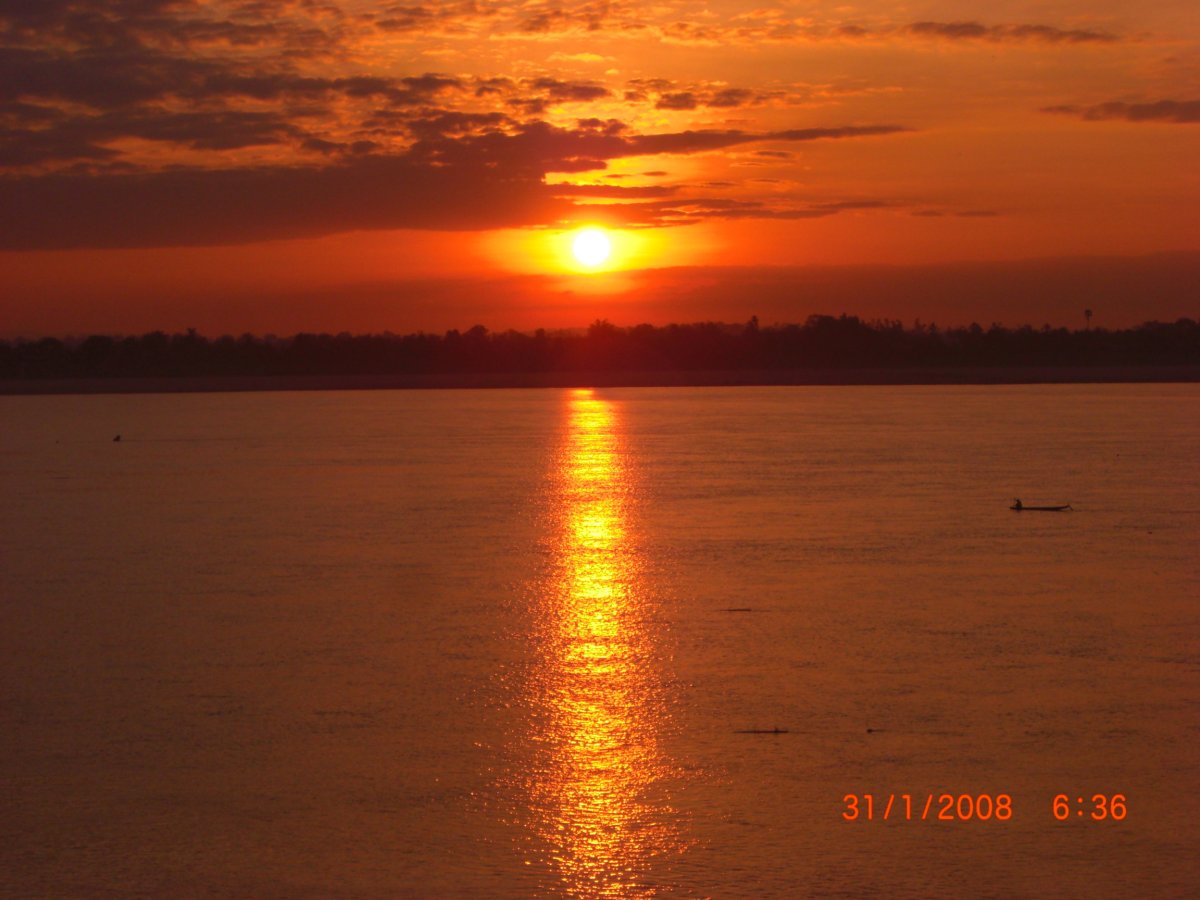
[1013,498,1022,510]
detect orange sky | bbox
[1,1,1198,336]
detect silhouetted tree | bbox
[1,318,1196,381]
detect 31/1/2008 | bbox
[842,793,1013,822]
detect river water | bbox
[2,384,1197,897]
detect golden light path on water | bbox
[523,388,685,898]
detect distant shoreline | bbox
[2,365,1199,395]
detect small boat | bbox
[1010,498,1071,511]
[735,727,789,734]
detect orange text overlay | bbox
[842,794,1129,823]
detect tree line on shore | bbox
[2,315,1198,379]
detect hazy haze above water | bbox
[2,385,1197,898]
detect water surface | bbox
[2,385,1197,897]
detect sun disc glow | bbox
[571,227,612,268]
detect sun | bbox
[571,227,612,268]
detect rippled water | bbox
[2,385,1197,897]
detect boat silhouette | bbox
[1011,498,1072,511]
[734,727,789,734]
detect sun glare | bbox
[571,227,612,268]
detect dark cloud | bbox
[403,111,513,140]
[575,195,899,227]
[575,117,628,136]
[911,208,1005,218]
[0,99,62,123]
[0,124,117,166]
[625,77,673,92]
[0,41,462,109]
[300,136,381,157]
[474,76,514,97]
[906,21,1116,43]
[403,121,908,178]
[516,1,646,36]
[374,6,438,32]
[658,20,723,45]
[629,125,908,155]
[810,200,892,212]
[113,109,299,149]
[547,182,677,198]
[518,9,570,34]
[0,107,299,165]
[0,156,572,249]
[6,4,1121,60]
[0,0,916,247]
[0,0,335,52]
[529,77,609,102]
[0,38,467,164]
[0,45,216,107]
[656,92,697,111]
[508,97,549,115]
[707,88,756,108]
[636,80,768,111]
[373,2,495,36]
[133,17,287,49]
[908,21,996,40]
[0,1,186,30]
[504,78,610,114]
[648,14,1123,47]
[0,118,910,247]
[1042,99,1200,123]
[405,120,626,174]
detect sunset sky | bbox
[2,0,1197,336]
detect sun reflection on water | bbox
[523,388,684,898]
